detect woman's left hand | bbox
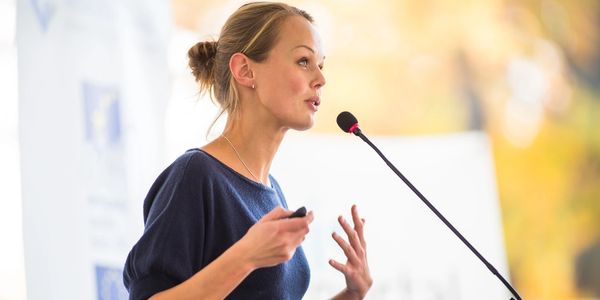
[330,204,373,299]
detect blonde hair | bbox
[188,2,314,133]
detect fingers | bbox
[279,211,314,232]
[338,215,363,257]
[258,206,290,223]
[330,205,367,267]
[329,258,347,274]
[330,205,373,298]
[351,205,367,249]
[332,231,359,264]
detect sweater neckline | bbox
[192,148,276,192]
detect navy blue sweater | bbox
[123,149,310,299]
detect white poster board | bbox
[17,0,170,299]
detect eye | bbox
[298,57,309,68]
[318,64,324,70]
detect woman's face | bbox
[252,15,326,131]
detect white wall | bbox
[0,0,27,299]
[274,131,511,299]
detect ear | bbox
[229,53,254,89]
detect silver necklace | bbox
[221,134,261,184]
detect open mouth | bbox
[306,96,321,110]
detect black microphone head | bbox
[337,111,359,133]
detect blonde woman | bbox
[124,2,372,299]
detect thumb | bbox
[258,206,290,223]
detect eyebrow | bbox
[292,45,326,60]
[292,45,315,53]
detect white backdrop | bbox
[273,131,511,299]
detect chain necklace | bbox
[221,134,261,184]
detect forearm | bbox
[149,242,254,300]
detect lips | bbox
[305,96,321,108]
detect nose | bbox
[312,68,326,90]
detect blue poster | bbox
[29,0,56,32]
[95,265,128,300]
[82,82,122,147]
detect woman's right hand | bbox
[237,206,313,269]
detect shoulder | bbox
[172,148,211,169]
[161,148,221,180]
[142,149,219,221]
[155,148,231,193]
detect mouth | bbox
[305,96,321,111]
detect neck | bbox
[202,104,288,186]
[221,113,286,185]
[201,84,293,185]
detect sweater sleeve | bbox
[123,152,208,300]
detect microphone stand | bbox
[352,128,522,300]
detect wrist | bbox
[347,288,364,300]
[230,238,258,273]
[336,287,364,300]
[332,288,363,300]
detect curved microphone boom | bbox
[336,111,522,300]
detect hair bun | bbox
[188,40,218,85]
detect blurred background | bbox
[2,0,599,299]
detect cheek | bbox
[282,71,307,97]
[259,64,309,116]
[267,69,306,104]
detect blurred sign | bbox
[95,265,128,300]
[29,0,55,31]
[18,0,169,299]
[82,82,122,146]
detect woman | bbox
[123,2,372,299]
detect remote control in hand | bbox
[288,206,307,218]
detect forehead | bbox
[273,15,324,57]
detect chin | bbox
[290,118,315,131]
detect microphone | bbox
[336,111,522,300]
